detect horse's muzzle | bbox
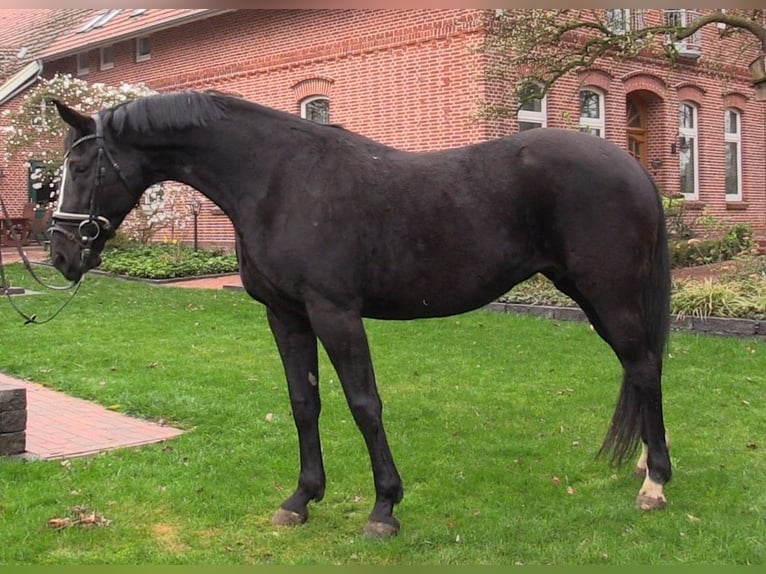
[49,233,102,282]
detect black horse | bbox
[49,91,671,537]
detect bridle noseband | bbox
[50,113,129,259]
[0,113,131,325]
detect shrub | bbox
[501,255,766,320]
[99,242,238,279]
[669,223,755,268]
[670,279,750,319]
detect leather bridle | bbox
[49,113,129,260]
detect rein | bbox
[0,191,82,325]
[1,112,125,325]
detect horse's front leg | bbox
[267,307,326,526]
[307,299,403,538]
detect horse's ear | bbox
[50,99,95,133]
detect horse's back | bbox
[347,129,663,319]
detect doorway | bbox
[626,94,648,167]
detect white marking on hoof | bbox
[634,443,648,479]
[362,520,399,538]
[636,474,667,510]
[272,508,306,526]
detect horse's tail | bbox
[599,179,671,465]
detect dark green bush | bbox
[99,242,238,279]
[669,223,755,268]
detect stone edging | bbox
[485,302,766,340]
[76,266,239,285]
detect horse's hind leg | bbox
[616,354,671,509]
[549,276,671,509]
[267,308,326,526]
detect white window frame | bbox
[135,36,151,62]
[664,9,702,57]
[678,102,699,200]
[78,9,121,33]
[300,96,330,124]
[579,88,605,138]
[76,52,89,76]
[724,108,743,201]
[605,9,645,34]
[517,82,546,131]
[100,45,114,70]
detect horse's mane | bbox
[103,90,231,135]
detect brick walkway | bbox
[1,374,183,460]
[1,247,238,460]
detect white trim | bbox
[579,87,605,138]
[0,60,43,106]
[38,10,234,61]
[664,9,702,58]
[78,9,121,33]
[517,82,546,131]
[300,95,330,123]
[678,102,699,200]
[99,45,114,70]
[604,9,645,34]
[724,108,743,201]
[76,52,90,76]
[135,36,151,62]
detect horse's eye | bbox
[70,163,88,175]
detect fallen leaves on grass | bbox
[48,506,112,530]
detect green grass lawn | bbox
[0,263,764,565]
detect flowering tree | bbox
[482,9,766,114]
[2,72,196,243]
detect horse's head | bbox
[49,100,143,282]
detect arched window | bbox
[516,82,546,131]
[579,88,605,137]
[301,96,330,124]
[724,108,742,200]
[678,102,699,199]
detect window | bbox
[100,45,114,70]
[516,82,546,131]
[136,36,151,62]
[27,160,57,205]
[664,9,702,57]
[579,88,605,137]
[724,109,742,200]
[301,96,330,124]
[76,52,89,76]
[605,9,645,34]
[627,95,648,165]
[678,102,699,199]
[78,9,121,33]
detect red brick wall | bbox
[39,9,489,248]
[502,9,765,243]
[3,9,764,248]
[0,97,30,218]
[542,62,764,242]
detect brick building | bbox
[1,8,764,248]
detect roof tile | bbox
[37,9,231,60]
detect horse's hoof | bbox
[362,520,399,538]
[636,493,667,511]
[272,507,307,526]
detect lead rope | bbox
[0,192,83,325]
